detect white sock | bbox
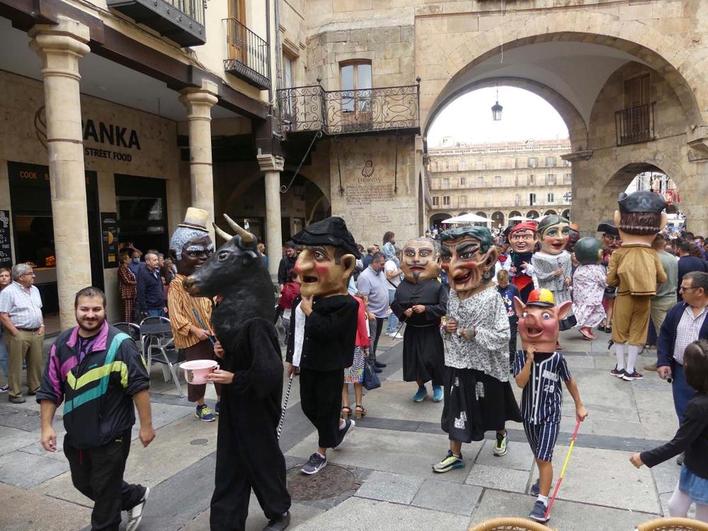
[627,345,640,374]
[615,343,626,371]
[537,495,549,506]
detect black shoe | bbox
[9,395,25,404]
[374,361,387,368]
[374,367,383,373]
[27,388,39,396]
[263,511,290,531]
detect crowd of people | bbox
[1,191,706,530]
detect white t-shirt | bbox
[384,260,401,289]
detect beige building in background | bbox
[427,140,572,229]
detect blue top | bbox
[497,283,520,320]
[513,350,571,424]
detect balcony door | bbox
[623,74,651,142]
[340,61,372,130]
[227,0,247,64]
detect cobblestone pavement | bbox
[0,328,688,530]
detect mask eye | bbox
[218,251,229,261]
[542,312,552,320]
[521,311,528,319]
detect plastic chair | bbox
[635,518,708,531]
[469,518,553,531]
[139,316,183,397]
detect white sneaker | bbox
[126,487,150,531]
[390,332,404,339]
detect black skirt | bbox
[402,324,445,386]
[441,367,522,443]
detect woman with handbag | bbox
[342,295,371,419]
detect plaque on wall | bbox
[101,212,119,268]
[0,210,12,268]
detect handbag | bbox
[363,356,381,390]
[559,314,577,331]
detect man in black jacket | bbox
[136,251,166,317]
[286,217,360,475]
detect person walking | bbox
[384,250,403,338]
[356,252,389,372]
[677,240,708,300]
[645,234,678,371]
[0,263,45,403]
[118,252,137,323]
[277,243,297,291]
[0,267,11,392]
[136,251,167,318]
[37,286,155,531]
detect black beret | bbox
[291,217,361,258]
[618,191,666,214]
[596,221,618,236]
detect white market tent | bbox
[508,215,532,222]
[441,213,492,225]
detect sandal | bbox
[354,404,367,419]
[579,328,594,341]
[341,406,351,419]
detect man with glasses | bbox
[167,208,219,421]
[0,263,44,403]
[657,271,708,426]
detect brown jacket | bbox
[607,244,667,296]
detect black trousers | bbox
[210,386,291,531]
[299,367,344,449]
[64,433,145,531]
[508,317,518,364]
[371,317,385,360]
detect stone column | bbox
[30,17,91,329]
[179,81,219,239]
[257,154,285,281]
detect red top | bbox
[354,296,370,348]
[278,282,300,310]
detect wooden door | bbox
[228,0,247,63]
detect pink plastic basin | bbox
[180,359,219,385]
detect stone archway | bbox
[561,209,571,220]
[527,210,540,219]
[430,212,450,228]
[544,209,557,216]
[492,211,505,228]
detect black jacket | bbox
[657,302,708,367]
[136,263,165,312]
[286,294,358,371]
[277,256,297,286]
[641,394,708,479]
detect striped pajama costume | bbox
[513,350,571,462]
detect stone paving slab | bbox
[180,500,326,531]
[286,426,479,484]
[474,439,535,472]
[651,459,681,496]
[0,483,91,531]
[0,425,42,456]
[359,380,445,424]
[0,449,69,488]
[470,489,656,531]
[411,478,483,516]
[355,470,424,504]
[465,463,531,493]
[293,497,470,530]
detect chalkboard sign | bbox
[101,212,119,268]
[0,210,11,268]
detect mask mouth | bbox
[524,325,544,338]
[452,270,473,284]
[302,275,318,284]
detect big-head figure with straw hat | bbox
[512,288,588,523]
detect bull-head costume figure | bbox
[184,214,291,531]
[391,237,447,402]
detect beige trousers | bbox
[6,330,44,398]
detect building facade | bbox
[427,140,572,229]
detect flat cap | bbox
[596,221,618,236]
[291,216,361,258]
[618,191,666,214]
[509,220,538,234]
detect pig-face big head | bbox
[513,288,572,352]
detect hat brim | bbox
[525,301,555,308]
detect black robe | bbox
[510,251,534,303]
[391,278,448,386]
[210,317,291,531]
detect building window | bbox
[494,175,501,186]
[442,177,450,189]
[478,176,484,186]
[528,175,535,185]
[443,196,450,206]
[432,196,439,206]
[459,176,466,186]
[563,173,572,184]
[528,157,538,168]
[547,192,554,203]
[545,156,556,167]
[283,53,295,88]
[459,195,467,207]
[340,60,372,112]
[515,193,521,206]
[529,193,536,206]
[546,174,556,185]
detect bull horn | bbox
[223,214,255,243]
[213,223,232,242]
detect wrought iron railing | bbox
[615,103,655,146]
[223,18,270,89]
[277,83,420,135]
[167,0,204,26]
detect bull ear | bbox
[557,300,573,320]
[513,296,525,318]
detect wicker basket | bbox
[635,517,708,531]
[469,517,554,531]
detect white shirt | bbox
[384,260,401,289]
[0,282,44,329]
[673,305,707,364]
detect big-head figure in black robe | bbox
[392,238,447,389]
[184,214,291,531]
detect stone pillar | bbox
[257,154,285,281]
[179,81,219,239]
[30,17,91,329]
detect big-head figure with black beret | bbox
[606,191,668,382]
[285,217,360,476]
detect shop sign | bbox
[101,213,119,268]
[0,210,12,268]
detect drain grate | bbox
[286,464,358,501]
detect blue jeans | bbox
[386,289,399,334]
[147,308,166,318]
[0,329,8,381]
[672,362,697,424]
